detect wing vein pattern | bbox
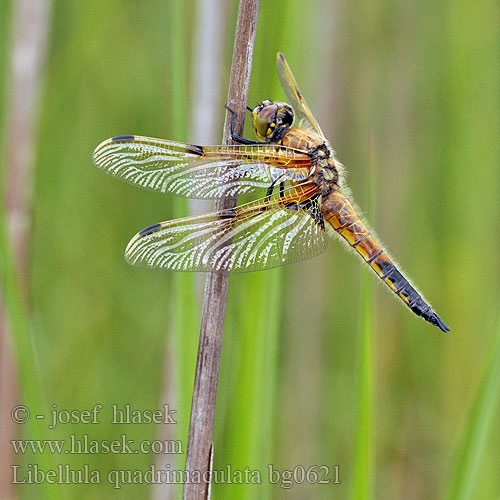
[125,185,327,272]
[93,136,312,199]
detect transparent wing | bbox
[125,183,327,272]
[276,52,325,137]
[92,135,312,199]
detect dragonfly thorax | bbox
[281,128,340,190]
[252,100,294,143]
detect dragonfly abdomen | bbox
[322,190,449,332]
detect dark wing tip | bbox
[111,135,135,142]
[430,313,451,333]
[277,52,285,62]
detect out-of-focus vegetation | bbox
[1,0,499,499]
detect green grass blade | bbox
[443,317,500,500]
[0,189,63,500]
[351,139,377,500]
[165,0,199,497]
[216,269,282,500]
[351,271,374,500]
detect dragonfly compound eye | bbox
[276,103,294,127]
[254,103,278,139]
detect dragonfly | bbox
[93,52,449,332]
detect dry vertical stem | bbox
[0,0,51,497]
[182,0,260,498]
[4,0,51,284]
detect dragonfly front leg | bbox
[265,175,287,202]
[224,104,265,145]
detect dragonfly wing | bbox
[276,52,325,137]
[93,135,312,199]
[125,184,327,272]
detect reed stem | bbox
[182,1,260,498]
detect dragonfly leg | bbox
[224,104,264,145]
[264,175,286,202]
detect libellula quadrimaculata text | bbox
[93,52,449,332]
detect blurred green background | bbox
[1,0,499,499]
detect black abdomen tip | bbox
[430,313,451,333]
[139,223,162,236]
[112,135,135,142]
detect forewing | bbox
[276,52,325,137]
[125,184,327,272]
[92,135,312,199]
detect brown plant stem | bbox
[182,0,260,498]
[1,0,51,497]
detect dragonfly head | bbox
[251,100,294,142]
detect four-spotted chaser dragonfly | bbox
[93,52,449,332]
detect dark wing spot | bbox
[112,135,135,142]
[185,145,204,156]
[307,204,325,229]
[218,209,237,218]
[139,223,162,236]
